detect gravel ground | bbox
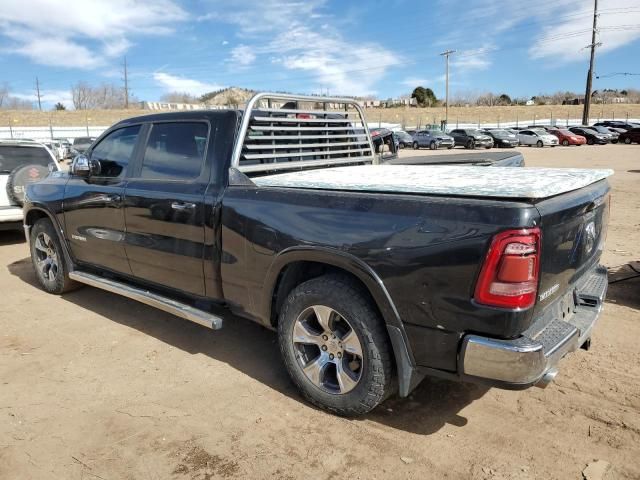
[1,144,639,479]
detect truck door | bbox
[64,125,142,275]
[123,121,213,297]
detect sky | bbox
[1,0,639,109]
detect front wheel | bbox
[429,141,437,150]
[412,141,419,150]
[466,139,475,149]
[562,139,569,146]
[587,138,594,145]
[624,137,632,144]
[278,275,394,416]
[30,218,78,294]
[536,140,543,148]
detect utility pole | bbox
[123,56,129,109]
[440,50,455,129]
[35,77,42,111]
[582,0,600,125]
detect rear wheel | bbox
[466,139,475,149]
[429,141,437,150]
[587,138,594,145]
[562,139,569,146]
[29,218,78,294]
[536,140,543,148]
[624,137,632,144]
[412,141,419,150]
[278,275,394,416]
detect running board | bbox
[69,271,223,330]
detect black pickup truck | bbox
[23,93,611,416]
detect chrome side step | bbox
[69,271,223,330]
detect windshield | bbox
[593,126,610,134]
[466,129,483,136]
[429,130,446,136]
[74,137,94,145]
[558,129,573,135]
[0,145,52,173]
[489,129,511,137]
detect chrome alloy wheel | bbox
[34,232,59,282]
[292,305,364,394]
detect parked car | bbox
[394,130,414,149]
[589,125,619,143]
[482,129,519,148]
[593,121,640,131]
[23,92,611,416]
[411,129,454,150]
[449,128,493,149]
[517,129,559,147]
[0,140,59,231]
[568,127,608,145]
[370,128,398,156]
[619,127,640,144]
[53,138,73,158]
[549,128,587,146]
[71,136,96,155]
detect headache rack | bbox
[231,93,376,175]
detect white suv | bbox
[0,141,60,231]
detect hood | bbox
[253,165,613,200]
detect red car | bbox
[549,128,587,146]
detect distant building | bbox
[525,99,535,106]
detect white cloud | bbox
[12,89,74,109]
[201,0,399,96]
[230,45,257,66]
[451,46,494,72]
[153,72,224,96]
[222,40,229,46]
[0,0,187,68]
[529,0,640,62]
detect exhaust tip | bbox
[535,368,558,389]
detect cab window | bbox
[91,126,141,178]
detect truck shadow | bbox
[0,230,25,246]
[8,256,486,435]
[606,263,640,310]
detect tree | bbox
[160,91,199,104]
[411,86,437,107]
[53,102,66,111]
[71,81,131,110]
[498,94,511,105]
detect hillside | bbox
[1,103,639,128]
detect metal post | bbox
[85,115,89,135]
[49,117,54,140]
[9,122,13,139]
[582,0,599,125]
[440,49,456,129]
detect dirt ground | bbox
[1,144,639,479]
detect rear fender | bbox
[262,246,425,396]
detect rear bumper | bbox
[460,265,607,388]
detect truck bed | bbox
[252,165,613,199]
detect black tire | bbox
[447,145,454,149]
[412,141,419,150]
[624,137,632,144]
[29,218,78,294]
[278,274,394,416]
[429,141,437,150]
[6,164,50,207]
[587,138,594,145]
[536,140,543,148]
[562,139,569,146]
[465,139,474,149]
[398,142,405,149]
[485,145,492,149]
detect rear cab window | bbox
[140,122,209,180]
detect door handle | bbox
[171,202,196,211]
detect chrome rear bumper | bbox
[460,266,607,389]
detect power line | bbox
[582,0,600,125]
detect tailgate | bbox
[533,179,610,316]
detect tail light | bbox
[474,228,541,309]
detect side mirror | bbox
[48,162,57,174]
[70,155,100,177]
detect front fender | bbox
[262,246,425,396]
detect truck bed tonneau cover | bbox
[253,165,613,199]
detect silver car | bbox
[411,130,455,150]
[517,129,559,147]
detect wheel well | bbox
[25,209,49,227]
[270,261,380,328]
